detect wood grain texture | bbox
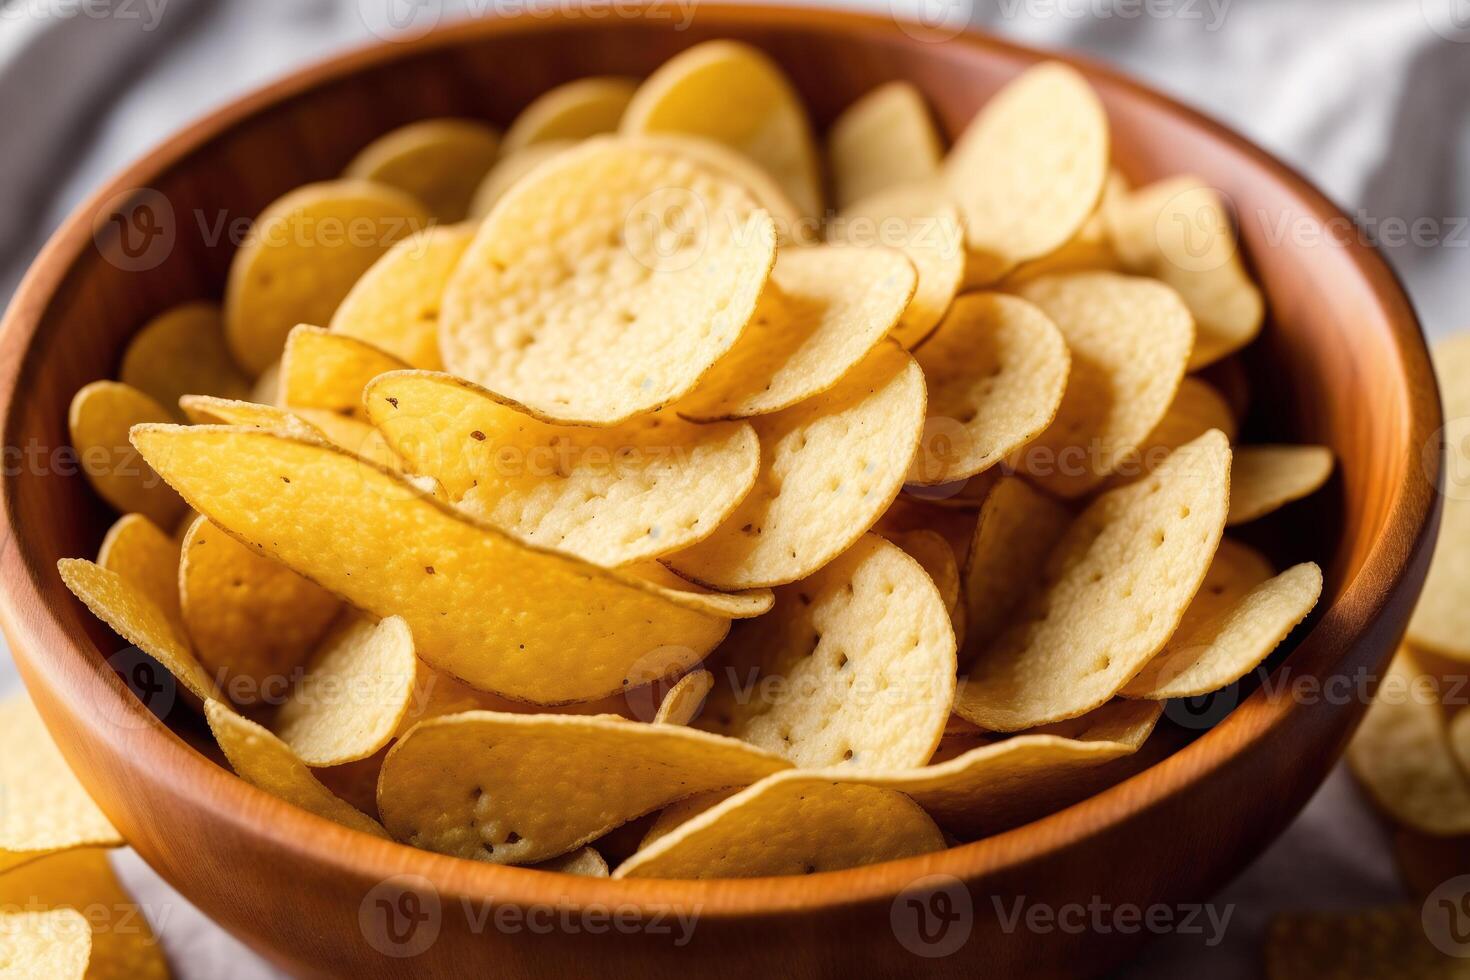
[0,9,1442,978]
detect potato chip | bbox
[68,382,185,527]
[343,118,500,222]
[503,76,637,153]
[1009,271,1194,498]
[271,615,418,766]
[119,302,250,409]
[944,63,1109,285]
[280,325,408,419]
[249,361,281,406]
[613,771,944,879]
[96,513,182,637]
[1104,377,1238,488]
[876,495,979,569]
[1409,335,1470,661]
[0,909,90,979]
[329,224,474,370]
[467,140,575,218]
[956,430,1231,730]
[675,245,915,420]
[631,134,806,241]
[204,700,387,838]
[1266,906,1455,979]
[1453,708,1470,776]
[883,528,961,623]
[132,425,735,703]
[534,847,610,877]
[441,138,777,424]
[1107,176,1264,369]
[179,516,341,704]
[179,395,406,473]
[1227,444,1334,525]
[621,40,822,218]
[1002,170,1127,285]
[377,711,789,864]
[654,670,713,726]
[828,82,942,210]
[908,292,1069,485]
[224,180,429,375]
[1347,650,1470,836]
[696,534,955,770]
[664,344,926,590]
[640,791,736,849]
[365,370,760,567]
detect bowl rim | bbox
[0,4,1441,918]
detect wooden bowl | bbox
[0,8,1442,978]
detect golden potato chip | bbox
[441,138,777,425]
[503,76,637,153]
[1009,272,1194,498]
[96,513,182,637]
[697,534,955,770]
[676,245,916,420]
[631,134,806,241]
[204,700,387,838]
[654,670,713,726]
[828,81,942,210]
[377,711,789,864]
[640,790,736,849]
[467,140,575,218]
[876,494,979,568]
[119,302,250,409]
[534,847,610,877]
[249,361,281,405]
[956,430,1231,730]
[280,325,408,419]
[883,528,961,623]
[133,424,734,703]
[224,180,429,375]
[68,382,185,527]
[664,344,925,590]
[621,40,822,218]
[1347,650,1470,836]
[1124,545,1322,699]
[0,909,90,979]
[944,62,1109,284]
[1227,444,1334,525]
[179,516,341,705]
[1104,377,1238,488]
[613,771,944,879]
[366,370,759,566]
[329,224,474,370]
[1266,906,1455,979]
[271,615,418,766]
[179,395,406,473]
[1108,176,1264,369]
[619,563,774,619]
[1002,170,1127,285]
[908,292,1069,485]
[343,118,500,222]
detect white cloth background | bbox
[1,0,1463,975]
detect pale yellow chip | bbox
[883,528,961,621]
[876,494,979,569]
[179,515,341,704]
[944,62,1109,284]
[1347,650,1470,836]
[271,614,418,766]
[1125,545,1322,699]
[533,847,611,877]
[467,140,575,218]
[1002,169,1127,285]
[503,76,637,154]
[956,430,1231,730]
[828,81,943,211]
[328,224,474,370]
[377,711,790,864]
[57,559,220,704]
[68,382,186,527]
[224,180,429,375]
[676,245,915,420]
[654,670,713,726]
[631,134,807,242]
[441,138,777,424]
[1108,176,1264,369]
[133,424,734,703]
[204,700,387,838]
[343,118,500,222]
[613,770,944,879]
[664,343,926,590]
[119,301,250,409]
[1227,444,1334,525]
[621,40,822,218]
[280,325,408,419]
[366,370,760,567]
[0,909,90,980]
[1104,377,1238,487]
[96,513,182,638]
[1266,906,1457,979]
[1009,271,1195,498]
[908,292,1069,485]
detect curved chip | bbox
[119,301,251,409]
[654,670,713,726]
[828,81,942,210]
[343,118,500,222]
[1105,377,1238,487]
[534,847,611,877]
[1009,271,1194,498]
[909,292,1069,485]
[366,370,760,567]
[132,424,735,703]
[1409,335,1470,661]
[632,134,806,241]
[1003,169,1127,285]
[377,711,790,864]
[676,245,916,420]
[467,140,575,218]
[883,528,961,624]
[0,909,90,979]
[97,513,182,637]
[441,138,777,424]
[68,381,185,527]
[664,343,926,590]
[1227,444,1334,525]
[250,360,281,406]
[613,771,944,879]
[503,76,637,153]
[956,430,1231,730]
[224,180,429,375]
[281,325,409,419]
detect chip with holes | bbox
[503,76,637,153]
[68,381,185,527]
[119,301,251,409]
[633,134,806,241]
[441,138,777,424]
[955,430,1230,730]
[97,513,182,637]
[281,325,409,419]
[664,343,926,590]
[883,528,963,640]
[1227,444,1334,525]
[0,909,90,979]
[343,118,500,223]
[654,670,713,726]
[366,370,760,567]
[1105,377,1237,488]
[828,81,942,210]
[377,711,789,864]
